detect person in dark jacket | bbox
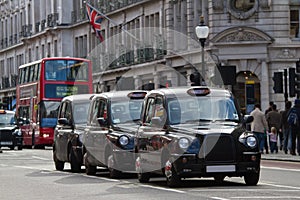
[280,101,292,154]
[266,104,282,153]
[264,101,274,153]
[289,99,300,155]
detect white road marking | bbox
[211,197,230,200]
[138,184,186,194]
[230,196,300,199]
[261,166,300,172]
[32,156,51,161]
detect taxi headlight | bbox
[246,136,257,148]
[178,138,190,149]
[119,135,129,146]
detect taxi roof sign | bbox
[187,88,210,96]
[127,91,147,99]
[0,110,7,114]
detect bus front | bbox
[38,58,93,147]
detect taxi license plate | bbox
[0,141,13,145]
[206,165,236,173]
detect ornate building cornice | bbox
[211,26,274,44]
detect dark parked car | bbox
[53,94,94,172]
[82,90,147,178]
[0,110,22,150]
[135,86,259,187]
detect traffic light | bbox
[190,71,201,86]
[289,68,296,97]
[272,72,283,93]
[296,59,300,97]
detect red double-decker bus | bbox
[16,57,93,148]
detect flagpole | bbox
[85,1,140,42]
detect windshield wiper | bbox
[183,119,212,123]
[213,119,239,123]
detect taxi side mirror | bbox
[58,118,70,125]
[243,115,254,124]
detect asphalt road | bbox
[1,148,300,200]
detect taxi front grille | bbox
[198,134,236,163]
[0,130,13,141]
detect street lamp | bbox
[195,16,209,85]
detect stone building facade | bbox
[0,0,299,113]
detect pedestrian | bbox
[266,104,282,151]
[250,104,269,154]
[267,127,278,153]
[263,101,274,153]
[288,99,300,156]
[280,101,292,154]
[265,101,274,115]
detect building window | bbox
[290,7,299,38]
[54,40,58,57]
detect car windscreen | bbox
[45,60,89,81]
[110,99,143,124]
[167,96,239,125]
[39,101,61,127]
[0,113,15,125]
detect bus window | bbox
[34,64,40,81]
[29,65,35,82]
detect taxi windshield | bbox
[110,99,143,124]
[167,96,239,125]
[0,112,15,125]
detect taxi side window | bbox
[59,102,72,121]
[98,100,107,119]
[144,96,165,125]
[90,99,107,126]
[90,99,100,125]
[144,98,155,124]
[154,96,165,122]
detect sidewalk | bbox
[261,150,300,162]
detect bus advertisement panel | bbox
[16,57,93,148]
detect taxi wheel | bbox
[107,155,122,179]
[9,145,15,150]
[244,172,260,186]
[69,148,81,173]
[17,146,22,150]
[84,152,96,175]
[53,151,65,171]
[137,172,150,183]
[166,165,181,188]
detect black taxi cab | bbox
[53,94,94,172]
[135,87,259,187]
[82,90,147,178]
[0,110,22,150]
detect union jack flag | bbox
[86,3,104,42]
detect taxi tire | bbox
[84,152,96,175]
[69,148,81,173]
[53,151,65,171]
[137,172,150,183]
[244,172,260,186]
[17,145,22,150]
[166,164,181,188]
[107,155,122,179]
